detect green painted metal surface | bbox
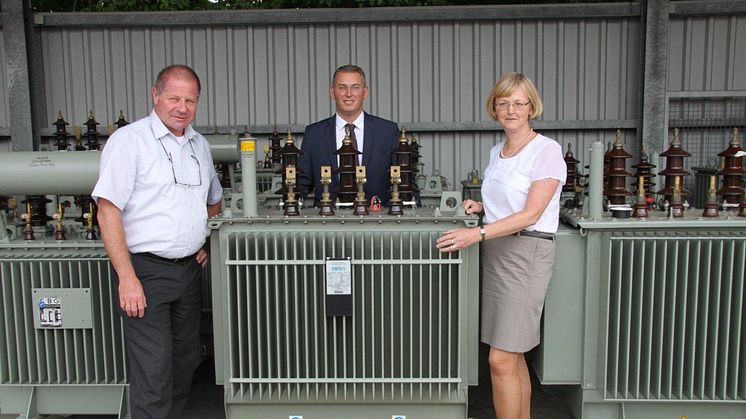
[0,240,129,418]
[209,206,480,418]
[537,209,746,419]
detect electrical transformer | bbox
[208,201,480,419]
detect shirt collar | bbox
[335,112,365,131]
[149,109,197,141]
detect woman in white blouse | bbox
[437,72,566,419]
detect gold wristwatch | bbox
[479,226,486,241]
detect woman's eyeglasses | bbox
[494,101,531,111]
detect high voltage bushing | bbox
[333,126,360,205]
[53,111,71,151]
[604,130,633,206]
[82,111,101,151]
[276,129,304,199]
[392,129,418,202]
[631,144,656,201]
[269,126,283,166]
[658,128,691,202]
[115,110,129,128]
[563,143,581,193]
[717,127,744,207]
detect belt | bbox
[136,252,195,264]
[513,230,555,241]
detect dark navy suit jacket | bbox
[298,112,400,206]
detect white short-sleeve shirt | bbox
[481,133,567,233]
[92,110,223,259]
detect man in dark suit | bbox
[298,64,400,207]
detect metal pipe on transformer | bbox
[239,135,258,217]
[0,137,239,196]
[205,134,240,163]
[588,141,604,220]
[0,151,100,195]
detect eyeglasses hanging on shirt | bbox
[157,138,202,187]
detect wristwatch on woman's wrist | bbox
[479,226,486,241]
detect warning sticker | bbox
[38,296,62,327]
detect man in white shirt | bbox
[93,64,222,419]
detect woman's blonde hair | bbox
[485,72,543,121]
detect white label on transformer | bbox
[325,258,352,295]
[38,296,62,327]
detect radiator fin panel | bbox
[224,230,465,402]
[0,254,126,385]
[606,232,745,401]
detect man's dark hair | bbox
[331,64,366,86]
[154,64,201,96]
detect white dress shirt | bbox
[92,110,223,259]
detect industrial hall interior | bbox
[0,0,745,418]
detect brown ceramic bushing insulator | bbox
[717,129,744,205]
[632,201,649,218]
[392,132,418,202]
[82,111,101,151]
[702,202,720,218]
[74,195,97,226]
[269,128,284,166]
[22,195,52,227]
[564,144,581,193]
[605,134,633,206]
[333,134,361,205]
[276,131,304,197]
[658,129,692,202]
[632,155,656,199]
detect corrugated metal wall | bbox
[0,3,743,184]
[36,17,641,183]
[38,19,641,128]
[668,15,746,92]
[0,29,10,130]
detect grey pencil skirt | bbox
[480,234,556,353]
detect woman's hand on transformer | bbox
[436,227,481,253]
[463,199,484,216]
